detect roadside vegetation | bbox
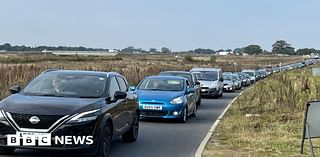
[0,53,303,99]
[203,64,320,157]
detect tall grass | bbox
[0,54,304,100]
[203,65,320,157]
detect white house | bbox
[217,51,233,56]
[108,49,118,53]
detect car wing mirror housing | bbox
[195,81,200,85]
[114,91,127,100]
[10,85,21,94]
[129,86,136,92]
[187,88,195,94]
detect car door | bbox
[108,76,128,134]
[185,80,195,114]
[191,74,200,101]
[116,76,134,126]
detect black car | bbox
[159,71,201,106]
[0,70,139,157]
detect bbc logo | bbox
[7,133,51,146]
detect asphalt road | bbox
[2,90,242,157]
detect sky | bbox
[0,0,319,51]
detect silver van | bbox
[190,68,223,98]
[241,69,257,84]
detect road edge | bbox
[194,90,246,157]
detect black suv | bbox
[0,70,139,157]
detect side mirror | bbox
[187,88,195,94]
[195,81,200,85]
[114,91,127,100]
[129,86,136,92]
[219,78,224,82]
[10,85,21,94]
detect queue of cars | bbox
[0,58,318,156]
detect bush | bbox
[183,55,193,62]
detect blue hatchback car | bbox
[134,76,197,123]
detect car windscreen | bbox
[243,72,254,77]
[232,75,240,80]
[194,71,218,81]
[21,73,106,98]
[137,78,184,91]
[160,73,193,84]
[223,75,232,80]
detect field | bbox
[203,64,320,156]
[0,53,303,100]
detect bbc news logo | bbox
[7,132,93,146]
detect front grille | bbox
[141,111,167,116]
[10,113,64,129]
[201,87,209,89]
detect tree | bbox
[194,48,215,54]
[149,48,157,53]
[272,40,295,55]
[0,43,109,51]
[161,47,170,53]
[0,43,11,51]
[233,48,243,54]
[296,48,319,55]
[242,45,262,55]
[121,46,136,53]
[226,49,233,52]
[216,49,224,52]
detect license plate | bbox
[17,132,50,139]
[143,105,162,110]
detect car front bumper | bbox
[200,87,218,96]
[139,104,185,119]
[223,85,234,91]
[0,120,99,151]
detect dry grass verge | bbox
[203,64,320,157]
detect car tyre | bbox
[219,89,223,97]
[178,107,187,123]
[122,113,139,142]
[0,147,15,155]
[191,103,197,117]
[96,122,112,157]
[196,98,201,106]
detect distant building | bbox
[217,51,233,56]
[51,51,118,56]
[108,49,118,53]
[42,49,52,53]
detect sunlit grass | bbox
[203,64,320,157]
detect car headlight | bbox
[67,109,100,123]
[0,110,7,121]
[170,96,183,104]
